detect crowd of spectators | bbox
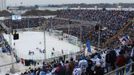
[3,18,45,29]
[45,18,79,29]
[20,42,134,75]
[2,9,134,47]
[0,34,12,53]
[55,9,134,47]
[22,10,58,16]
[0,9,134,75]
[55,3,134,8]
[0,10,12,17]
[109,23,134,48]
[126,23,134,37]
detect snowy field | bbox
[3,31,80,60]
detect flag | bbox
[86,39,91,52]
[119,35,131,45]
[89,32,92,40]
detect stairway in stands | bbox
[102,19,133,48]
[0,21,10,34]
[125,21,134,39]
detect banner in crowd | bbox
[119,35,131,45]
[86,39,91,52]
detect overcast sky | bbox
[6,0,134,6]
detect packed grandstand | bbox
[0,5,134,75]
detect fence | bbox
[105,62,134,75]
[0,51,83,74]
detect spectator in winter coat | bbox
[105,49,116,72]
[78,58,88,75]
[55,63,66,75]
[94,63,104,75]
[86,59,94,75]
[36,68,41,75]
[73,64,82,75]
[69,58,75,75]
[39,70,46,75]
[116,51,126,75]
[65,60,70,75]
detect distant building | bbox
[0,0,6,11]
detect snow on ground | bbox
[3,31,80,60]
[0,54,13,73]
[0,53,19,75]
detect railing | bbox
[0,44,106,74]
[45,51,84,63]
[105,62,134,75]
[103,20,132,48]
[0,21,10,34]
[0,51,84,74]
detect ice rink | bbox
[3,31,80,60]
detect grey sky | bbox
[6,0,134,6]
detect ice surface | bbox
[3,31,80,60]
[0,31,97,74]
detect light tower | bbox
[0,0,6,11]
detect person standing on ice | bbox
[51,48,55,56]
[29,50,34,55]
[29,50,31,55]
[39,49,43,53]
[42,49,45,53]
[61,49,64,55]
